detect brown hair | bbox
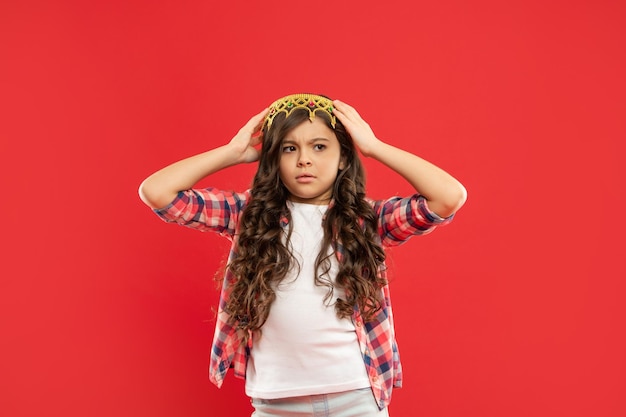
[224,106,386,339]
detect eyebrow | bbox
[282,137,331,145]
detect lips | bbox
[296,173,315,183]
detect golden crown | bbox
[263,93,336,130]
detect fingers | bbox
[230,107,267,150]
[332,99,372,133]
[234,107,268,146]
[332,99,381,157]
[332,99,355,113]
[332,100,372,133]
[250,107,269,143]
[242,107,270,134]
[332,100,361,122]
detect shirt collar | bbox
[281,199,335,226]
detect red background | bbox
[1,1,625,416]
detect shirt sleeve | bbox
[373,194,454,247]
[153,188,250,239]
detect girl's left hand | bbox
[332,100,382,157]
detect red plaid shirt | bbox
[155,187,452,409]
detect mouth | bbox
[296,173,315,183]
[296,173,314,179]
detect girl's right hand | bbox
[229,108,269,163]
[139,108,269,209]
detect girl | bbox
[139,94,466,417]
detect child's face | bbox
[278,117,344,205]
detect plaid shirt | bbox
[155,187,452,410]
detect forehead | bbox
[283,117,338,142]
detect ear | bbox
[339,155,346,170]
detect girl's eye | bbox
[282,146,296,153]
[314,144,326,151]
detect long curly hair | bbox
[224,106,387,338]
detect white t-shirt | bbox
[245,202,370,399]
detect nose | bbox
[297,151,312,167]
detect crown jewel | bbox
[263,93,336,130]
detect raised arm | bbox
[332,100,466,218]
[138,108,268,209]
